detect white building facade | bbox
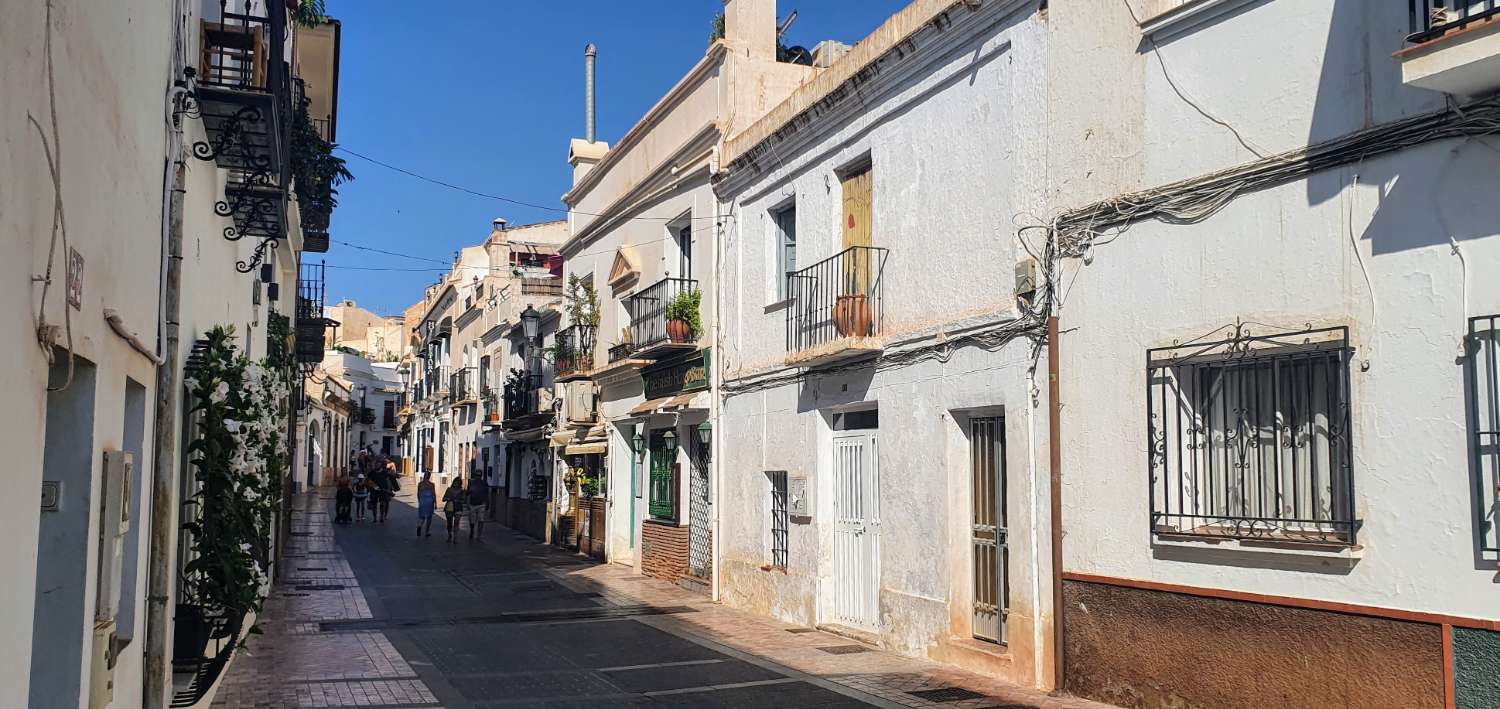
[713,0,1054,688]
[1044,1,1500,707]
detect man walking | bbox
[466,474,488,540]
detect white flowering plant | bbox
[181,325,289,631]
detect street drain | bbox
[785,628,818,634]
[316,604,698,632]
[908,688,987,702]
[296,567,328,572]
[816,645,870,655]
[281,592,310,597]
[293,584,346,591]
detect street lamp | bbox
[520,304,541,342]
[662,428,677,453]
[696,420,712,448]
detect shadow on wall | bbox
[1151,540,1358,575]
[797,364,875,414]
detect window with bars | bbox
[769,470,789,568]
[1147,324,1357,545]
[1469,315,1500,555]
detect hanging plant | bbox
[289,95,353,233]
[181,326,289,639]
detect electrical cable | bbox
[336,147,719,222]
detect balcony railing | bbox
[520,277,564,296]
[555,325,596,378]
[294,262,327,364]
[1408,0,1500,43]
[785,246,888,353]
[504,377,544,420]
[608,343,636,363]
[626,277,698,353]
[450,367,476,403]
[358,407,376,425]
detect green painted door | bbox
[648,431,675,521]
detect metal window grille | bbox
[648,433,675,521]
[1468,315,1500,555]
[1147,324,1357,544]
[770,471,789,568]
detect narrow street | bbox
[212,489,1107,709]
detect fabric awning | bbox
[501,426,549,443]
[664,391,706,411]
[628,397,673,416]
[564,442,607,456]
[549,431,576,448]
[579,424,608,442]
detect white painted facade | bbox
[2,0,322,705]
[561,0,814,575]
[713,0,1055,687]
[1050,0,1500,620]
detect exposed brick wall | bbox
[641,520,690,583]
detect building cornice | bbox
[560,124,719,256]
[562,43,727,208]
[717,0,1034,197]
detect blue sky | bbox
[323,0,912,315]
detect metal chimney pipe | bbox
[584,43,597,143]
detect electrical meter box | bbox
[96,451,131,623]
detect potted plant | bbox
[833,259,873,338]
[665,288,702,343]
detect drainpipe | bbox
[1047,315,1064,692]
[143,132,187,709]
[709,159,723,603]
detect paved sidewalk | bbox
[211,492,439,708]
[212,488,1111,709]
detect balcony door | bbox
[839,166,872,294]
[675,224,693,280]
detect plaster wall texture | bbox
[1453,627,1500,709]
[2,0,293,703]
[1048,0,1500,620]
[714,1,1054,688]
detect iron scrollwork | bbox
[236,237,279,274]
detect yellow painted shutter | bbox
[840,168,873,294]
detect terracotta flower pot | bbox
[833,294,872,337]
[666,319,693,343]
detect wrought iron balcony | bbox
[450,367,477,404]
[785,246,888,365]
[503,376,545,420]
[294,262,327,364]
[1400,1,1500,96]
[358,407,376,425]
[555,325,596,380]
[608,343,636,364]
[1408,0,1500,43]
[625,277,699,358]
[193,1,294,273]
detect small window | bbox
[834,409,879,431]
[769,470,788,568]
[1148,325,1355,544]
[773,204,797,299]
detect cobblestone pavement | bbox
[213,489,1114,709]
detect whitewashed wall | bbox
[716,0,1053,687]
[1051,0,1500,618]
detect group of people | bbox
[334,452,401,524]
[416,472,490,543]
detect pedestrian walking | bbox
[466,474,488,541]
[368,465,389,523]
[441,478,465,543]
[380,459,400,522]
[352,474,371,521]
[334,477,353,524]
[416,473,436,538]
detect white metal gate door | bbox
[688,446,711,579]
[832,432,879,630]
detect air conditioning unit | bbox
[561,380,596,424]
